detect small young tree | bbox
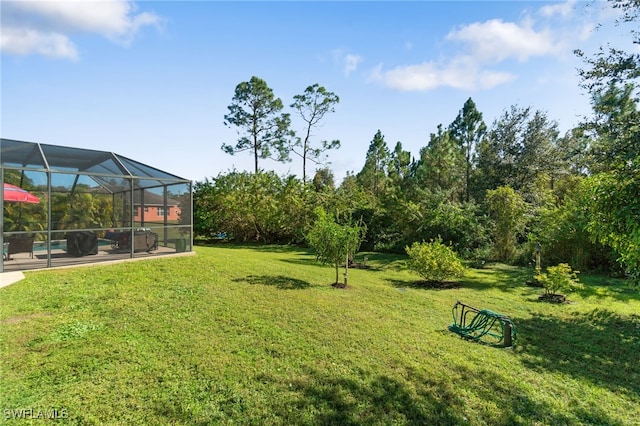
[405,238,465,283]
[535,263,581,297]
[307,208,365,287]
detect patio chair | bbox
[5,236,35,260]
[116,230,158,252]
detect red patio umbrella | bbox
[3,183,40,204]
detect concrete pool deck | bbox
[1,250,196,288]
[0,271,26,288]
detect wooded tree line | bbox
[195,0,639,285]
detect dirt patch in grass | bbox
[414,280,462,290]
[0,313,51,325]
[538,293,568,303]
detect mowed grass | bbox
[1,245,639,425]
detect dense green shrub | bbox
[485,186,527,262]
[405,238,465,283]
[193,171,310,243]
[535,263,581,296]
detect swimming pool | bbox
[32,239,113,252]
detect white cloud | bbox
[0,27,78,60]
[371,3,585,93]
[331,49,362,76]
[370,55,516,92]
[343,53,362,76]
[478,70,517,89]
[539,0,577,19]
[446,18,563,63]
[0,0,163,59]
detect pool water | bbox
[33,239,112,252]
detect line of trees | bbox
[196,0,639,286]
[221,77,340,183]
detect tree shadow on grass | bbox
[388,263,535,293]
[255,363,611,425]
[455,263,537,293]
[359,251,408,272]
[514,308,640,397]
[451,363,626,425]
[282,251,406,272]
[388,278,463,291]
[257,366,466,425]
[279,257,385,273]
[233,274,312,290]
[465,264,640,301]
[572,274,640,302]
[279,257,327,268]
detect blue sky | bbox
[1,1,634,184]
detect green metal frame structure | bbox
[448,300,516,347]
[1,138,193,272]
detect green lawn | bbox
[1,245,638,425]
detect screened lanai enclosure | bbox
[1,139,193,273]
